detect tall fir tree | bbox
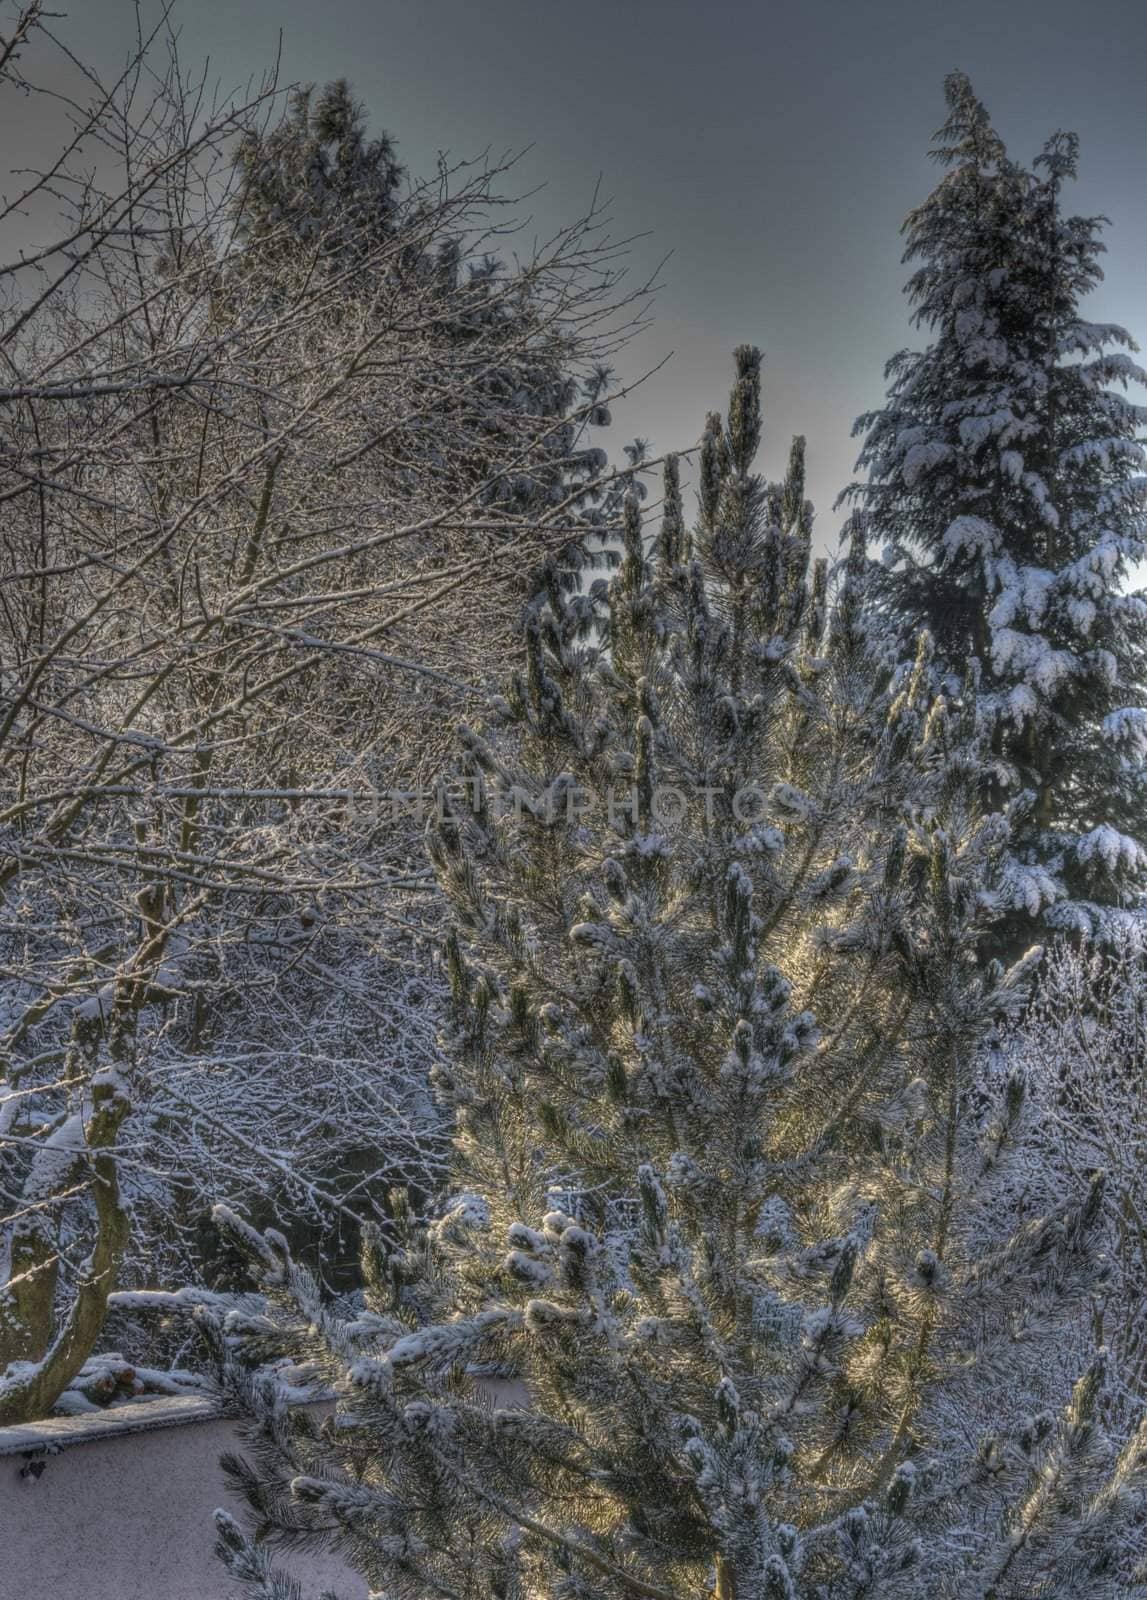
[204,350,1147,1600]
[848,73,1147,951]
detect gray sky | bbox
[8,0,1147,550]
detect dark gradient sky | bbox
[9,0,1147,549]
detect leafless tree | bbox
[0,1,657,1422]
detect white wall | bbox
[0,1398,369,1600]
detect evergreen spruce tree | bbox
[848,73,1147,950]
[209,351,1147,1599]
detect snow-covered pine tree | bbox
[848,73,1147,951]
[211,349,1147,1599]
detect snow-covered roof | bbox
[0,1393,220,1457]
